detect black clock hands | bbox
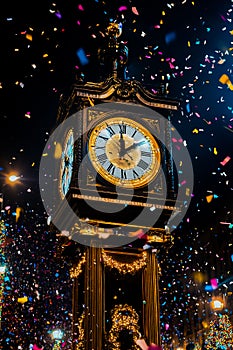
[122,140,146,155]
[119,132,126,157]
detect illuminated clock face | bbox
[88,117,161,188]
[59,129,74,198]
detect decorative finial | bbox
[98,22,128,80]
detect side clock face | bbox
[88,117,161,188]
[59,129,74,198]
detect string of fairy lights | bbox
[101,250,148,275]
[75,313,85,350]
[70,250,148,278]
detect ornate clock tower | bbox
[43,23,183,350]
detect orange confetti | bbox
[219,74,233,90]
[26,34,33,41]
[206,195,213,203]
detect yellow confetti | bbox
[42,153,48,157]
[214,147,217,155]
[192,128,198,134]
[187,41,191,47]
[18,296,28,304]
[54,143,62,159]
[88,97,94,106]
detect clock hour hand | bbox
[119,132,126,157]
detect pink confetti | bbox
[210,278,218,290]
[77,4,84,11]
[180,180,187,186]
[132,6,139,15]
[119,6,127,12]
[220,156,231,166]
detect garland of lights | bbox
[0,220,6,328]
[108,304,141,350]
[70,253,86,278]
[76,313,85,350]
[205,314,233,349]
[102,250,147,275]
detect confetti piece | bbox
[18,296,28,304]
[132,7,139,15]
[219,73,233,90]
[26,34,33,41]
[76,48,89,65]
[54,143,62,159]
[25,112,31,118]
[206,194,213,203]
[119,6,127,12]
[77,4,84,11]
[220,156,231,166]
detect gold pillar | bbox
[84,245,104,350]
[142,251,160,345]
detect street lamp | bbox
[51,329,64,350]
[0,173,20,217]
[210,296,225,312]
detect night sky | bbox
[0,0,233,348]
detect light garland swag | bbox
[108,304,141,350]
[70,253,86,278]
[102,250,147,274]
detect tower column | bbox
[142,251,161,346]
[84,245,104,350]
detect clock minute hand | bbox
[123,140,146,154]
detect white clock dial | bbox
[88,117,161,188]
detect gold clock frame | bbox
[88,117,161,188]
